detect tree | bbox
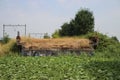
[74,9,94,35]
[58,8,94,36]
[59,23,70,36]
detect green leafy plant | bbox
[0,55,120,80]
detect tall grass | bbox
[0,39,16,56]
[0,43,2,55]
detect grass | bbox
[0,39,15,56]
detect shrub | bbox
[52,30,61,38]
[43,33,50,39]
[1,35,10,44]
[85,32,120,53]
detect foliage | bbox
[10,42,19,53]
[59,20,76,36]
[0,39,16,56]
[43,33,50,39]
[55,8,94,36]
[111,36,119,42]
[0,33,120,79]
[84,58,120,80]
[85,32,120,53]
[1,35,10,44]
[74,9,94,35]
[52,30,61,38]
[0,30,120,80]
[0,55,120,80]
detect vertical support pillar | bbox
[3,24,5,38]
[25,24,26,36]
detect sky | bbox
[0,0,120,40]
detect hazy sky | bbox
[0,0,120,40]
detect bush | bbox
[85,32,120,53]
[43,33,50,39]
[52,30,61,38]
[1,35,11,44]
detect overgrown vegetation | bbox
[0,55,120,80]
[1,35,10,44]
[0,34,120,79]
[85,32,120,53]
[43,33,50,39]
[0,36,120,80]
[0,39,16,56]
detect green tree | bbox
[74,9,94,35]
[69,20,76,36]
[59,23,70,36]
[58,8,94,36]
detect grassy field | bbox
[0,54,120,80]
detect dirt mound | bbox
[21,37,91,50]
